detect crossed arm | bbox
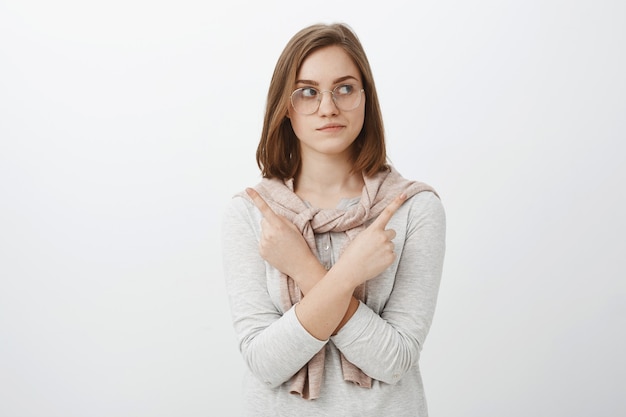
[245,187,407,341]
[222,191,445,386]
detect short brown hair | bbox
[256,23,388,179]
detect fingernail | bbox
[400,193,407,200]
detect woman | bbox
[222,22,446,416]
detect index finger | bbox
[372,193,407,229]
[246,188,279,220]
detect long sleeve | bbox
[330,191,446,384]
[221,196,327,387]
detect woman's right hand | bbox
[246,188,322,285]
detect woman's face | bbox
[287,45,366,161]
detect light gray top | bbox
[221,190,446,417]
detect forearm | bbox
[292,192,409,340]
[293,256,369,340]
[332,192,446,382]
[331,302,421,384]
[239,308,326,387]
[223,198,327,385]
[292,255,360,337]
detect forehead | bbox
[296,45,361,82]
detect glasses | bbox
[290,84,365,115]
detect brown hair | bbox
[256,23,388,179]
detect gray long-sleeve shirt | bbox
[222,190,446,417]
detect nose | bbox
[317,90,339,116]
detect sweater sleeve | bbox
[330,191,446,384]
[221,196,327,387]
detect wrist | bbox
[327,259,361,292]
[292,255,327,294]
[332,296,359,335]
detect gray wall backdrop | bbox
[1,0,624,416]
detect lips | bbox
[317,123,344,131]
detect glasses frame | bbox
[290,85,365,115]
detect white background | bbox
[1,0,624,416]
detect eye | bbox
[335,84,354,96]
[300,87,318,98]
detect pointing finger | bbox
[372,193,407,229]
[246,188,279,220]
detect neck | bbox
[295,155,364,209]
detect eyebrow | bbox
[295,75,359,86]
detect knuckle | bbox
[381,255,390,265]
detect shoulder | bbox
[406,189,444,214]
[402,189,446,233]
